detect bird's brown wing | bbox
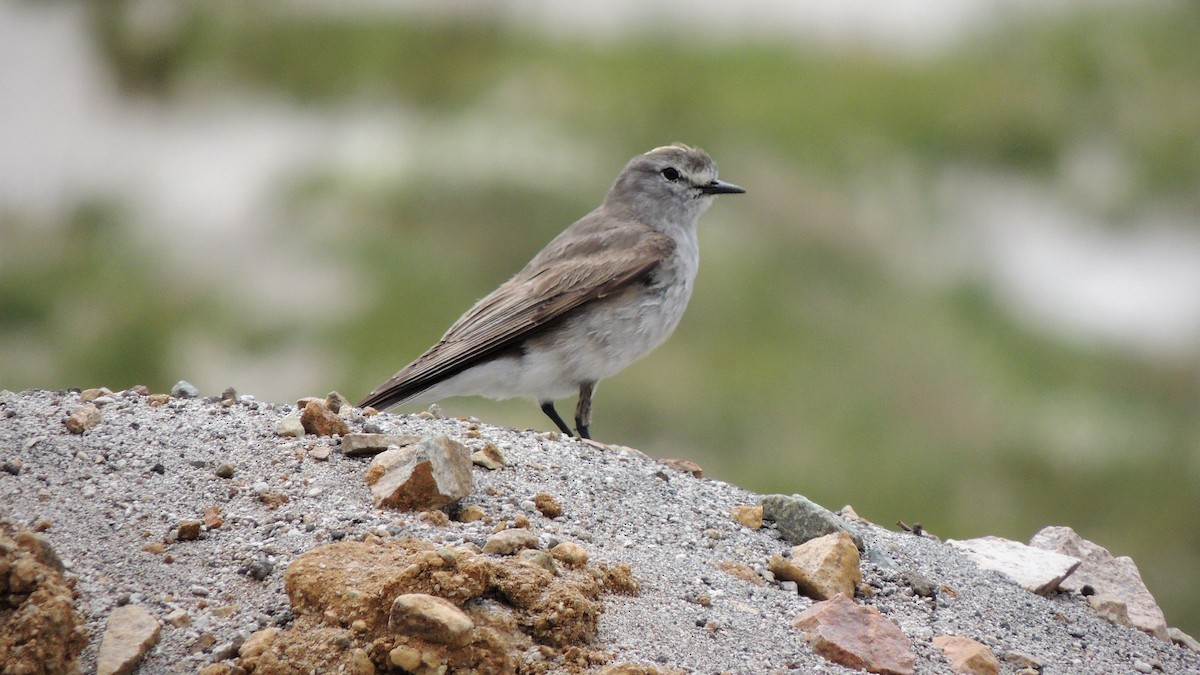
[358,224,675,410]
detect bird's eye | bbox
[660,167,680,182]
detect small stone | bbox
[165,609,191,627]
[214,463,236,479]
[1002,650,1044,670]
[1132,660,1154,674]
[418,510,450,526]
[96,605,161,675]
[760,494,863,548]
[949,535,1081,595]
[190,585,210,597]
[146,394,171,407]
[239,627,278,659]
[324,390,351,413]
[171,380,200,398]
[533,492,562,518]
[658,458,703,477]
[142,542,165,554]
[1169,626,1200,653]
[457,504,486,523]
[364,435,473,511]
[349,648,375,675]
[300,400,349,436]
[341,433,422,457]
[191,632,217,652]
[177,520,202,541]
[933,635,1000,675]
[202,507,223,529]
[309,446,331,460]
[2,459,20,475]
[388,594,474,646]
[389,645,422,670]
[483,528,540,555]
[247,559,274,581]
[65,404,102,434]
[471,443,506,470]
[517,549,558,573]
[259,492,290,509]
[550,541,589,567]
[275,417,305,438]
[80,387,113,403]
[716,560,766,586]
[731,504,764,529]
[794,593,915,675]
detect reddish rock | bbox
[202,507,223,530]
[793,593,915,675]
[300,400,349,437]
[932,635,1000,675]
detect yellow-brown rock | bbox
[0,524,87,674]
[770,531,861,600]
[730,504,764,529]
[241,537,638,674]
[932,635,1000,675]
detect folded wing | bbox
[358,218,674,410]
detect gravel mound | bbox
[1,387,1198,673]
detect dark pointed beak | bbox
[698,179,746,195]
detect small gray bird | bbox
[359,144,744,439]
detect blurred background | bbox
[1,0,1198,636]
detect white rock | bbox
[948,536,1081,595]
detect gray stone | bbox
[341,432,422,457]
[760,494,863,548]
[171,380,200,399]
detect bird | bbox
[358,143,744,439]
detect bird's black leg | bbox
[575,382,595,440]
[540,400,574,436]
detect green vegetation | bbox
[3,1,1198,633]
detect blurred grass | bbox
[2,1,1198,634]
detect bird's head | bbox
[605,144,744,227]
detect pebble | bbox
[1133,660,1153,673]
[171,381,201,399]
[215,463,236,479]
[190,585,210,597]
